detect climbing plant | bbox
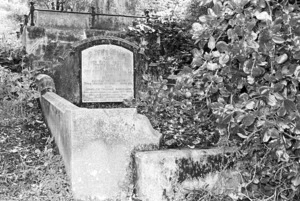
[129,0,300,200]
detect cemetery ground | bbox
[0,4,73,200]
[0,104,73,200]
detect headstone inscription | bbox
[81,45,134,102]
[75,37,139,103]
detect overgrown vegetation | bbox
[0,3,74,199]
[129,0,300,200]
[0,49,74,200]
[2,0,300,200]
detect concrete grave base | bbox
[40,92,161,201]
[135,148,242,201]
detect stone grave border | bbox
[72,36,139,104]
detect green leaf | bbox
[27,102,34,108]
[274,18,283,25]
[293,51,300,60]
[207,62,219,71]
[242,114,256,127]
[199,0,213,6]
[234,26,243,36]
[294,117,300,135]
[208,36,216,50]
[245,101,256,110]
[207,8,217,18]
[267,94,277,106]
[255,11,272,21]
[210,102,224,110]
[284,99,296,113]
[276,54,288,64]
[292,175,300,186]
[277,106,286,117]
[294,26,300,36]
[274,83,285,92]
[274,93,284,100]
[276,149,290,162]
[247,76,255,85]
[216,41,229,53]
[252,66,265,77]
[219,54,230,66]
[212,2,222,16]
[259,86,270,95]
[237,133,248,139]
[165,139,177,146]
[192,23,204,32]
[263,128,279,143]
[243,59,254,74]
[212,51,220,58]
[272,35,285,44]
[218,114,232,129]
[258,0,266,8]
[247,40,259,50]
[199,15,214,23]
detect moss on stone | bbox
[46,32,57,41]
[58,32,80,42]
[175,154,230,183]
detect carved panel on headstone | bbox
[81,45,134,103]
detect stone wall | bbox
[36,10,90,30]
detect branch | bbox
[282,131,300,141]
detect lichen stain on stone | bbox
[175,154,230,183]
[58,32,80,42]
[27,27,46,39]
[46,32,57,41]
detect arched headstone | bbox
[54,36,144,105]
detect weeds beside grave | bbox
[0,41,73,200]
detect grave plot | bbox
[36,37,161,200]
[25,2,242,200]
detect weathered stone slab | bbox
[54,36,145,104]
[81,44,134,102]
[39,92,77,175]
[39,92,161,200]
[36,10,90,30]
[94,16,135,31]
[135,148,241,201]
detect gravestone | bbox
[81,44,134,102]
[54,36,144,104]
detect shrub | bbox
[130,0,300,199]
[0,50,39,120]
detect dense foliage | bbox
[2,0,300,199]
[129,0,300,200]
